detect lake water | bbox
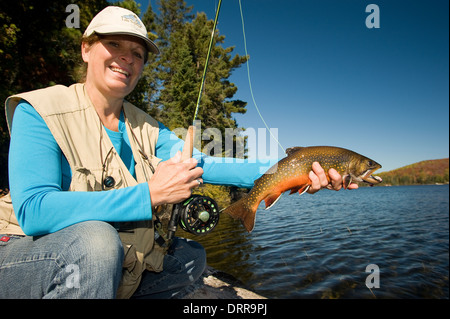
[180,185,449,299]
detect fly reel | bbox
[167,195,220,239]
[179,195,220,235]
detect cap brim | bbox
[95,31,160,55]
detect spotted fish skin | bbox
[222,146,382,232]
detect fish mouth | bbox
[361,168,383,186]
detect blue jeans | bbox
[0,221,206,299]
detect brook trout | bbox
[223,146,382,232]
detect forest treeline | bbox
[376,158,449,186]
[0,0,248,190]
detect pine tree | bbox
[158,31,198,130]
[187,13,248,157]
[154,0,194,46]
[154,6,248,157]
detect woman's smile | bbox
[108,66,131,78]
[82,34,146,99]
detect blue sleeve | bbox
[155,123,277,188]
[8,101,152,236]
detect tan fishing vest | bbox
[1,83,166,298]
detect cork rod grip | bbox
[181,125,195,161]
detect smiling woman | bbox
[81,34,149,127]
[78,35,142,80]
[80,34,148,79]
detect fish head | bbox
[347,154,383,186]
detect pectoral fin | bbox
[298,184,310,195]
[264,193,282,210]
[289,184,311,195]
[343,175,352,189]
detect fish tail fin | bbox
[222,195,258,232]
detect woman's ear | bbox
[81,42,90,63]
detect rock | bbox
[175,266,266,299]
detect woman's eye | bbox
[108,41,119,47]
[134,52,143,59]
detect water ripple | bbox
[180,185,449,298]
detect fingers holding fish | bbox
[307,162,332,194]
[307,169,320,194]
[327,168,343,191]
[344,180,359,190]
[307,163,359,193]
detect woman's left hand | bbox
[307,161,358,194]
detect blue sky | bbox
[138,0,449,172]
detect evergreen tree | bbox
[112,0,140,14]
[154,0,194,47]
[158,31,198,130]
[156,10,248,157]
[186,13,248,157]
[151,0,194,124]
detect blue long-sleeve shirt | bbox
[8,101,275,236]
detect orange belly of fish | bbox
[259,173,312,209]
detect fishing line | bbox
[192,0,222,124]
[238,0,285,153]
[169,1,223,240]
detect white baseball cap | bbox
[84,6,159,54]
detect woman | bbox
[0,6,355,299]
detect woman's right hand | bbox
[148,151,203,206]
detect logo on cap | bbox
[121,14,143,29]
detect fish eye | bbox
[368,160,374,166]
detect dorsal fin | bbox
[286,147,304,156]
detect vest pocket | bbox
[122,244,138,273]
[70,166,124,191]
[145,243,165,273]
[70,167,99,191]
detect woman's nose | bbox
[119,50,134,64]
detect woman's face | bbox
[82,34,146,99]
